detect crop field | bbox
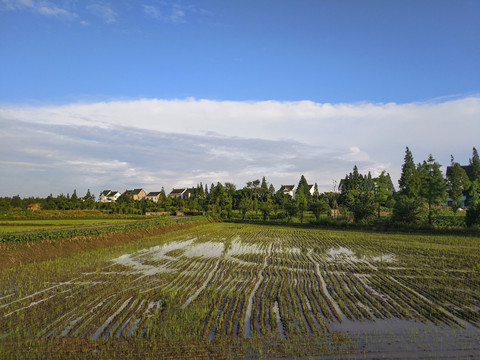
[0,223,479,359]
[0,219,141,234]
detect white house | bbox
[99,190,122,203]
[146,191,162,203]
[280,184,315,199]
[168,188,192,199]
[305,184,315,196]
[279,185,296,198]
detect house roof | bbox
[446,165,471,178]
[280,185,295,191]
[147,192,162,197]
[125,189,144,195]
[101,190,112,196]
[170,188,187,194]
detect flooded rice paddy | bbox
[0,223,478,358]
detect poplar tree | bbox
[468,147,480,182]
[465,180,480,227]
[398,147,420,198]
[418,154,447,224]
[374,171,395,218]
[447,156,470,214]
[466,148,480,226]
[297,175,310,199]
[393,147,424,224]
[295,184,308,223]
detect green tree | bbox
[295,185,308,223]
[447,157,470,214]
[268,184,276,199]
[11,195,22,209]
[70,189,80,209]
[312,183,320,199]
[393,147,422,224]
[83,189,96,209]
[468,147,480,182]
[398,147,421,198]
[374,171,395,218]
[391,195,426,224]
[310,199,330,221]
[339,165,376,222]
[285,200,298,223]
[296,175,311,200]
[418,154,448,225]
[258,176,269,201]
[239,195,252,220]
[259,201,272,221]
[44,194,57,210]
[465,180,480,227]
[351,190,376,222]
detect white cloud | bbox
[1,0,35,10]
[142,4,161,19]
[142,3,202,24]
[86,3,116,24]
[2,97,478,153]
[1,0,77,19]
[1,97,479,197]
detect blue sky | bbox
[0,0,479,197]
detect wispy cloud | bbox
[86,3,116,24]
[1,97,479,197]
[142,2,211,24]
[1,0,77,19]
[142,3,184,23]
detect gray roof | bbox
[170,188,187,194]
[147,192,162,196]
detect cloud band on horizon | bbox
[1,96,479,197]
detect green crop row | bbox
[0,216,209,244]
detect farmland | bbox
[0,218,141,234]
[0,222,479,359]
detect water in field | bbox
[1,223,478,359]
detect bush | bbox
[391,196,427,225]
[432,215,466,228]
[466,203,480,227]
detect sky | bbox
[0,0,479,198]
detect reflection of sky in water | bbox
[112,238,396,277]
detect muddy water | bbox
[243,257,267,338]
[328,318,479,359]
[272,300,286,340]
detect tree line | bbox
[1,147,479,228]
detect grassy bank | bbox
[0,216,213,270]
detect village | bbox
[98,184,316,203]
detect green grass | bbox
[0,219,141,234]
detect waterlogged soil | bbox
[0,222,479,359]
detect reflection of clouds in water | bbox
[112,237,306,276]
[227,237,300,256]
[112,237,399,277]
[184,241,224,258]
[327,247,396,264]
